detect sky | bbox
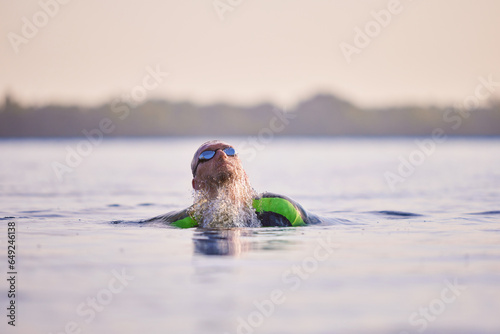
[1,0,499,108]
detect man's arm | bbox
[146,207,198,228]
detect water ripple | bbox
[368,210,423,217]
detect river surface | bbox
[1,137,500,334]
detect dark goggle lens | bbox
[199,150,216,160]
[223,147,236,156]
[198,147,236,161]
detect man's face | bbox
[192,142,243,190]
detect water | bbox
[1,137,500,334]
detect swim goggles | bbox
[193,147,237,176]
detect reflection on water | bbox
[192,228,299,256]
[193,228,254,256]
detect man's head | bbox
[191,140,246,192]
[190,140,259,228]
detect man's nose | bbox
[216,149,228,159]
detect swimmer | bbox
[148,140,320,228]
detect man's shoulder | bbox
[253,192,322,226]
[254,192,306,210]
[255,192,292,201]
[253,192,309,226]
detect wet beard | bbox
[191,174,261,228]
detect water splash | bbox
[191,170,261,228]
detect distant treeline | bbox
[1,93,499,137]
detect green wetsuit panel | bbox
[171,215,198,228]
[252,197,306,226]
